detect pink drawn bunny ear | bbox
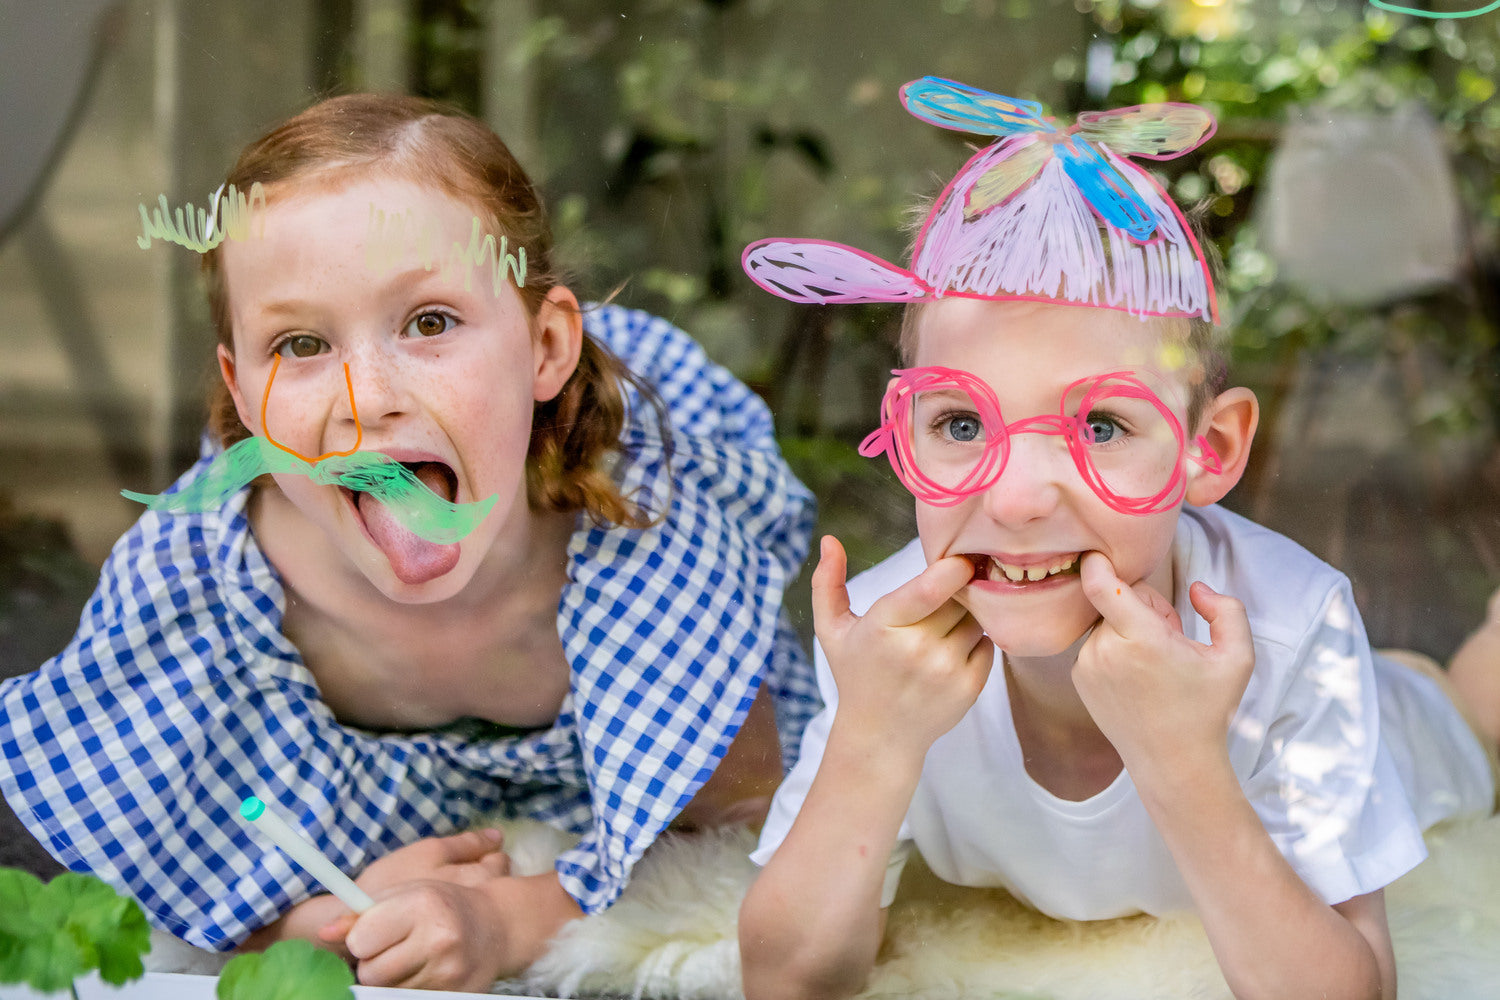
[742,239,934,304]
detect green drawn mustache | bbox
[122,437,496,544]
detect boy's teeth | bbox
[990,555,1078,583]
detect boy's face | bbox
[910,298,1194,657]
[216,176,568,602]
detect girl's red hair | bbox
[204,93,651,528]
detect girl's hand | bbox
[325,870,582,991]
[1074,551,1254,783]
[336,879,511,990]
[812,535,994,756]
[353,828,511,897]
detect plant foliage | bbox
[216,939,355,1000]
[0,867,150,995]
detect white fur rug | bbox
[503,815,1500,1000]
[148,815,1500,999]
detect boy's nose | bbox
[978,432,1070,526]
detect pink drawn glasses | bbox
[859,367,1222,515]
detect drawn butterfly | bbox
[741,77,1219,320]
[901,76,1216,241]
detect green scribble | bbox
[122,437,495,544]
[1368,0,1499,16]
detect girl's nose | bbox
[979,431,1070,526]
[339,344,412,426]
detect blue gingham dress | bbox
[0,305,817,952]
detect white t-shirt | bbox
[754,504,1494,920]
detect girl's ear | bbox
[217,344,257,434]
[1185,386,1259,507]
[532,285,584,403]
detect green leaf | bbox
[0,922,88,994]
[216,940,355,1000]
[51,873,153,986]
[0,869,58,937]
[0,867,151,992]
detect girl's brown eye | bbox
[410,311,454,338]
[277,334,327,358]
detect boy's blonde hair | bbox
[893,199,1229,430]
[203,93,652,528]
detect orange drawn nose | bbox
[260,354,363,463]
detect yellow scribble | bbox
[365,206,527,295]
[136,182,267,252]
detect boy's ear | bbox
[216,344,257,433]
[1185,386,1259,506]
[532,285,584,403]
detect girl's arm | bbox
[1076,554,1394,1000]
[275,834,582,990]
[740,538,992,1000]
[239,829,511,956]
[339,870,582,990]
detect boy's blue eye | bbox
[1084,412,1121,443]
[407,311,455,338]
[945,414,983,443]
[276,334,328,359]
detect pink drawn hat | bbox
[743,78,1219,322]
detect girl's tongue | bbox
[356,463,461,585]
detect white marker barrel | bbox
[239,796,374,913]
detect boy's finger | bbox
[1131,580,1183,634]
[1079,551,1161,640]
[1188,581,1253,658]
[810,535,854,635]
[874,554,975,628]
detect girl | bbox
[0,94,817,991]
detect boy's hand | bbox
[1074,551,1254,779]
[812,535,994,755]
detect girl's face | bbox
[217,176,577,602]
[910,298,1197,658]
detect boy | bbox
[738,78,1497,1000]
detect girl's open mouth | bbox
[338,459,464,585]
[337,460,459,508]
[966,554,1080,586]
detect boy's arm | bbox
[739,537,993,1000]
[1135,755,1392,1000]
[739,715,908,1000]
[1075,554,1393,1000]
